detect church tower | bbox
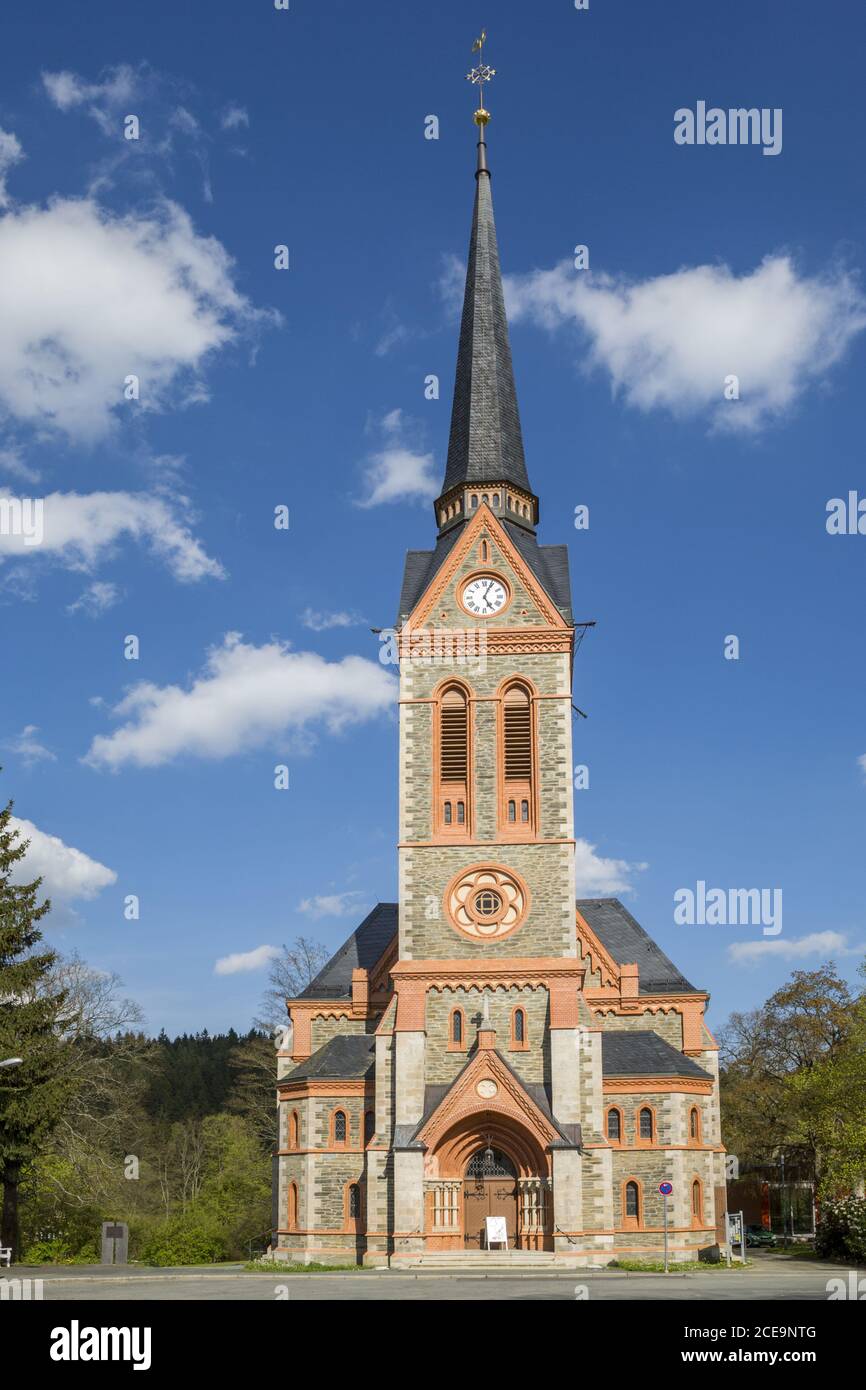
[273,54,727,1268]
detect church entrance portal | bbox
[462,1147,518,1249]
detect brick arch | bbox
[429,1112,551,1180]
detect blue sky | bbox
[1,0,864,1036]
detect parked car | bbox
[746,1225,776,1248]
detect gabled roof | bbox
[577,898,698,995]
[397,525,573,626]
[284,1033,375,1082]
[296,902,397,1000]
[601,1031,710,1079]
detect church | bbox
[273,78,727,1268]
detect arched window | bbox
[691,1178,703,1224]
[471,494,479,509]
[511,1006,527,1049]
[287,1181,298,1231]
[606,1107,622,1142]
[288,1109,299,1151]
[499,682,535,834]
[435,683,470,836]
[624,1180,641,1227]
[449,1007,465,1050]
[480,539,488,562]
[364,1110,375,1145]
[348,1183,362,1219]
[689,1106,701,1142]
[638,1107,654,1142]
[492,494,499,507]
[332,1109,347,1145]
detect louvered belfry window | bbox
[437,686,469,834]
[501,684,534,832]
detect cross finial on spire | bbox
[466,29,495,127]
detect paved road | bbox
[6,1252,858,1300]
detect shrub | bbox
[816,1196,866,1263]
[137,1213,230,1267]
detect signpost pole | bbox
[663,1194,669,1273]
[658,1181,673,1273]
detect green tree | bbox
[0,782,68,1259]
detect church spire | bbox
[435,39,537,538]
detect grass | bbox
[243,1258,366,1274]
[608,1257,749,1273]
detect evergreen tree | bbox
[0,782,67,1259]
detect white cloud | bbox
[0,128,24,208]
[728,931,864,965]
[298,891,366,920]
[42,65,138,134]
[505,256,866,431]
[214,944,279,976]
[221,105,249,131]
[0,197,279,442]
[300,607,366,632]
[84,632,396,770]
[66,580,120,617]
[8,815,116,907]
[356,409,438,507]
[3,725,56,766]
[857,754,866,780]
[438,253,466,320]
[0,445,39,483]
[0,489,224,583]
[574,839,647,896]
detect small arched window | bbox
[333,1109,347,1145]
[436,684,470,836]
[691,1179,703,1223]
[607,1108,621,1142]
[510,1006,527,1049]
[480,539,488,562]
[689,1107,701,1142]
[638,1107,654,1141]
[289,1109,299,1150]
[624,1180,640,1224]
[348,1183,362,1219]
[287,1181,298,1231]
[492,493,500,507]
[450,1008,464,1048]
[500,683,534,834]
[471,494,479,509]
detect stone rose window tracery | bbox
[445,865,529,941]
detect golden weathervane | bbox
[466,29,495,126]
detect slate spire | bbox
[435,110,538,534]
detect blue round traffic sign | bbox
[659,1181,673,1195]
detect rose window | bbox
[445,865,529,940]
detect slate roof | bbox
[441,144,531,496]
[296,902,397,1000]
[601,1031,710,1080]
[284,1033,375,1082]
[577,897,698,995]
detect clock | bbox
[461,575,508,616]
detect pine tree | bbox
[0,781,67,1260]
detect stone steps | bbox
[394,1250,561,1270]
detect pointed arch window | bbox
[287,1181,298,1232]
[691,1178,703,1223]
[638,1107,654,1142]
[499,681,535,835]
[689,1106,701,1144]
[623,1179,642,1228]
[510,1005,528,1050]
[288,1109,299,1151]
[331,1109,348,1145]
[606,1107,622,1143]
[448,1006,466,1051]
[435,682,471,837]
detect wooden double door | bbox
[463,1148,519,1249]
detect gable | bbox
[405,504,572,632]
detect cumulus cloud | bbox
[505,256,866,431]
[298,891,366,920]
[0,197,279,442]
[0,489,224,583]
[728,931,864,965]
[3,725,56,766]
[299,607,366,632]
[574,839,647,896]
[214,944,279,976]
[84,632,396,770]
[8,815,116,913]
[0,128,24,208]
[356,409,438,507]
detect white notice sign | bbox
[484,1216,508,1249]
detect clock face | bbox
[462,575,508,616]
